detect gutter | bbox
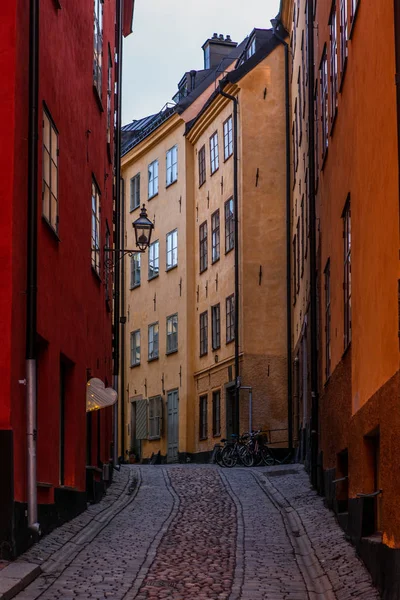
[113,0,124,467]
[26,0,40,535]
[219,82,240,434]
[271,20,293,454]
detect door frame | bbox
[167,388,179,463]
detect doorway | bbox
[167,389,179,463]
[226,384,239,438]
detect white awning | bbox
[86,378,117,412]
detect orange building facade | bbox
[283,0,400,594]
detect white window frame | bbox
[93,0,103,96]
[166,145,178,186]
[211,209,220,263]
[91,178,101,275]
[166,229,178,270]
[209,132,219,174]
[148,396,163,439]
[130,173,140,211]
[42,108,59,233]
[247,36,256,58]
[148,322,159,361]
[166,313,178,354]
[212,303,221,350]
[148,240,159,280]
[130,330,140,366]
[223,116,233,160]
[130,253,141,288]
[148,159,159,199]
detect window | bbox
[204,45,210,69]
[226,294,235,343]
[166,314,178,353]
[166,145,178,186]
[130,173,140,211]
[107,45,112,147]
[247,36,256,58]
[212,390,221,436]
[350,0,358,23]
[148,240,159,280]
[211,210,220,263]
[324,260,331,379]
[294,99,299,170]
[198,145,206,187]
[330,4,338,121]
[297,68,302,144]
[305,171,309,258]
[340,0,348,75]
[166,229,178,270]
[91,179,101,274]
[130,330,140,366]
[93,0,103,96]
[200,311,208,356]
[199,221,208,273]
[209,132,219,174]
[296,219,300,293]
[148,322,159,360]
[314,82,320,182]
[343,198,351,348]
[130,253,141,288]
[42,109,59,232]
[293,235,297,303]
[212,304,221,350]
[225,198,234,252]
[199,395,208,439]
[148,396,162,439]
[301,196,305,276]
[320,49,329,158]
[223,116,233,160]
[105,223,111,302]
[148,160,159,199]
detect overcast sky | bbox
[122,0,281,125]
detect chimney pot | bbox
[213,32,218,38]
[219,34,224,40]
[226,35,231,41]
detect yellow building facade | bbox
[121,29,289,462]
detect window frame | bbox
[91,178,101,276]
[301,195,305,277]
[343,197,352,349]
[212,390,221,437]
[223,116,233,161]
[199,221,208,273]
[198,145,206,187]
[211,303,221,351]
[209,131,219,175]
[148,239,159,280]
[211,209,220,264]
[340,0,348,80]
[199,395,208,440]
[320,47,329,161]
[225,198,234,253]
[93,0,103,98]
[166,145,178,187]
[42,107,59,234]
[148,322,159,361]
[130,329,141,367]
[324,260,331,380]
[330,3,338,124]
[148,159,159,199]
[130,173,140,212]
[166,313,178,354]
[130,252,141,289]
[226,294,235,343]
[200,311,208,357]
[148,395,162,440]
[166,229,178,271]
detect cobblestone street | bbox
[12,465,380,600]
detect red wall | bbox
[1,0,118,504]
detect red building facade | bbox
[0,0,133,557]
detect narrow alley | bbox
[12,465,379,600]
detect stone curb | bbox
[255,471,337,600]
[0,467,139,600]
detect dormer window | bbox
[204,45,211,69]
[247,36,256,59]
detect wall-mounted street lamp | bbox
[104,204,154,269]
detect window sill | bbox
[199,352,208,358]
[213,433,221,438]
[212,256,220,265]
[148,192,158,201]
[225,246,234,255]
[349,3,360,40]
[130,284,141,290]
[166,179,178,190]
[330,108,338,138]
[212,346,221,352]
[148,274,159,282]
[91,266,102,283]
[148,356,159,363]
[321,147,329,172]
[210,167,219,177]
[166,264,178,273]
[199,436,208,441]
[342,341,352,360]
[42,216,61,241]
[339,58,348,93]
[166,349,178,356]
[130,205,140,214]
[199,180,206,189]
[148,436,161,441]
[226,338,235,345]
[223,153,233,163]
[199,267,208,275]
[93,85,104,113]
[130,363,141,369]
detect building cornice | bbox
[186,83,239,145]
[121,113,183,168]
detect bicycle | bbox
[221,434,254,467]
[243,430,275,467]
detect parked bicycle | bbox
[242,430,275,467]
[220,433,254,467]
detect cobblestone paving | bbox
[13,464,380,600]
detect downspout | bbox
[394,0,400,234]
[307,0,319,488]
[271,21,293,454]
[219,83,240,434]
[26,0,40,534]
[120,178,126,457]
[113,0,124,466]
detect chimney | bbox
[202,33,238,69]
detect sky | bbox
[122,0,281,125]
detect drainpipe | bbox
[219,83,240,434]
[307,0,319,488]
[120,178,126,457]
[271,20,293,454]
[394,0,400,232]
[113,0,124,466]
[26,0,40,534]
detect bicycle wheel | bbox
[215,446,225,467]
[221,445,237,468]
[260,446,275,466]
[239,446,254,467]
